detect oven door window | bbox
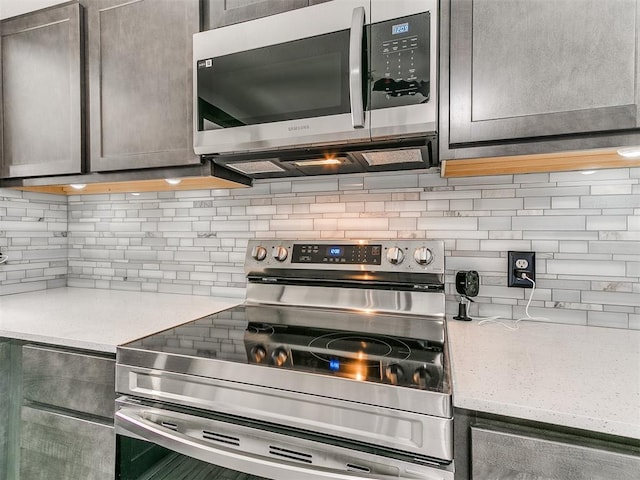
[197,30,353,131]
[119,436,271,480]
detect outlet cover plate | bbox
[508,251,535,288]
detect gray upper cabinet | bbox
[204,0,316,29]
[442,0,640,159]
[87,0,200,171]
[0,4,84,178]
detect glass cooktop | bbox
[123,304,446,391]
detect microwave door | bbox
[193,0,371,155]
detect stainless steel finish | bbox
[251,245,267,261]
[245,239,445,275]
[369,0,438,141]
[116,238,453,476]
[349,6,366,129]
[414,247,434,266]
[116,399,454,480]
[192,0,436,160]
[272,245,289,262]
[386,246,405,265]
[116,350,450,417]
[246,283,445,317]
[115,365,453,461]
[193,0,371,156]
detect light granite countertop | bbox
[2,288,638,440]
[0,287,240,353]
[447,318,640,440]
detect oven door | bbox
[115,397,454,480]
[193,0,371,155]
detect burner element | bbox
[310,333,411,364]
[246,323,275,336]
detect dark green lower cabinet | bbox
[20,407,115,480]
[0,341,116,480]
[0,341,10,479]
[471,425,640,480]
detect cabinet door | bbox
[87,0,200,171]
[0,341,9,479]
[22,345,115,420]
[0,4,83,178]
[20,406,115,480]
[471,426,640,480]
[204,0,308,29]
[448,0,640,147]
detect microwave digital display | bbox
[392,22,409,35]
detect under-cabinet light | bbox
[581,170,596,175]
[69,184,87,190]
[164,178,182,185]
[293,158,343,167]
[616,147,640,159]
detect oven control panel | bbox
[292,244,382,265]
[245,239,444,274]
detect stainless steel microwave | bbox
[192,0,438,176]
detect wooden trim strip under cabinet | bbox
[441,148,640,177]
[12,176,249,195]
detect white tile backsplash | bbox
[2,166,640,328]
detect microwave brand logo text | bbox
[288,125,311,132]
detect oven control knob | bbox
[385,364,404,385]
[414,247,434,266]
[251,246,268,261]
[386,247,405,265]
[412,366,432,388]
[273,246,289,262]
[272,348,289,366]
[249,345,267,363]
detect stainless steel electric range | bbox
[115,239,453,480]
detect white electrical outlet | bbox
[515,259,529,269]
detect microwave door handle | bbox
[349,6,366,129]
[116,408,422,480]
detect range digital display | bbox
[328,247,342,257]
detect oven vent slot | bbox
[202,430,240,446]
[160,421,178,431]
[346,463,371,473]
[269,445,313,464]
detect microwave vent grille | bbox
[227,160,285,175]
[362,149,423,166]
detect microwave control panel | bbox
[369,12,430,109]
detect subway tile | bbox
[517,186,590,197]
[547,259,625,276]
[364,172,418,190]
[587,311,629,328]
[587,215,628,231]
[581,195,640,209]
[309,203,346,214]
[474,198,523,211]
[589,241,640,255]
[582,290,640,307]
[417,216,478,230]
[512,215,585,231]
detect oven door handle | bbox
[116,408,444,480]
[349,6,366,129]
